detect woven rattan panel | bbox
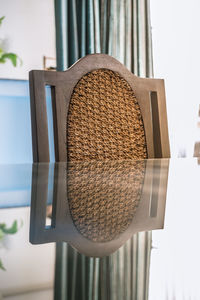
[67,69,148,161]
[67,160,146,242]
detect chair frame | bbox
[30,159,169,256]
[29,53,170,162]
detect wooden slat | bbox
[52,87,66,162]
[151,91,162,158]
[156,80,171,158]
[29,71,50,162]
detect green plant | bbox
[0,16,21,67]
[0,220,23,271]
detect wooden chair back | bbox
[29,54,170,162]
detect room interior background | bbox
[1,0,200,161]
[1,0,200,298]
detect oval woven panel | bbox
[67,69,148,161]
[67,160,146,243]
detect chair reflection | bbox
[30,159,169,257]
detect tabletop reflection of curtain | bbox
[54,1,153,299]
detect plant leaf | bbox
[0,229,4,241]
[0,223,6,230]
[0,259,6,271]
[0,220,18,234]
[0,16,5,26]
[0,48,3,58]
[1,53,18,66]
[0,57,6,63]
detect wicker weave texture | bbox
[68,160,146,242]
[67,69,148,161]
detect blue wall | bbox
[0,80,32,163]
[0,79,55,207]
[0,79,55,163]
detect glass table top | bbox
[0,158,199,300]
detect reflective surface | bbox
[30,159,168,257]
[0,158,200,299]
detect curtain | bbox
[55,232,152,300]
[54,0,153,76]
[54,1,153,299]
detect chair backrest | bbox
[29,54,170,162]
